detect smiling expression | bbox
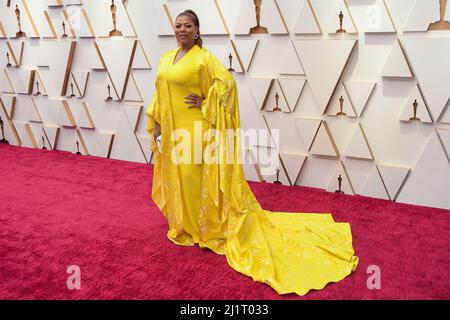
[174,15,198,46]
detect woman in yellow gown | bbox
[146,10,358,296]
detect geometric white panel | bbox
[280,41,305,75]
[293,39,356,113]
[83,0,136,37]
[264,80,290,112]
[361,166,389,200]
[381,40,413,78]
[1,70,15,93]
[397,132,450,209]
[344,124,374,160]
[248,78,274,111]
[109,108,146,164]
[347,0,395,33]
[132,41,151,70]
[403,0,450,32]
[325,0,357,34]
[96,39,136,100]
[293,0,321,34]
[277,78,306,112]
[242,150,261,182]
[165,0,228,35]
[402,37,450,121]
[310,121,339,157]
[327,161,354,194]
[0,95,16,118]
[39,41,76,96]
[399,85,433,123]
[442,107,450,124]
[79,129,114,158]
[437,128,450,162]
[232,39,259,72]
[327,83,356,117]
[124,73,143,102]
[279,152,307,185]
[343,158,374,194]
[378,164,411,200]
[233,0,288,35]
[344,81,376,117]
[295,118,322,151]
[71,71,90,98]
[325,117,358,156]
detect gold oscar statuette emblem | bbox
[273,92,282,112]
[228,53,235,72]
[76,141,82,155]
[35,80,41,96]
[428,0,450,30]
[62,21,68,38]
[6,52,12,67]
[15,4,26,37]
[106,84,113,101]
[273,168,282,185]
[336,11,346,33]
[68,82,76,98]
[337,95,347,116]
[0,116,9,144]
[250,0,269,34]
[109,0,123,37]
[335,174,344,194]
[409,99,421,121]
[42,135,47,150]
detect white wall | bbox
[0,0,449,209]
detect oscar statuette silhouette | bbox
[428,0,450,30]
[249,0,269,34]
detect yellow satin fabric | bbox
[146,44,358,296]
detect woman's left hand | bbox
[185,93,204,109]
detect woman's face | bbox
[174,15,197,46]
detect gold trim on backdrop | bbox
[0,22,7,38]
[340,160,356,194]
[2,69,16,94]
[22,0,40,37]
[164,4,174,32]
[82,9,96,37]
[62,10,77,38]
[43,11,58,38]
[6,42,21,67]
[344,0,359,34]
[61,100,77,127]
[82,101,95,129]
[229,40,245,72]
[323,41,357,116]
[27,70,36,95]
[75,128,89,155]
[416,83,435,122]
[308,0,323,34]
[61,42,77,96]
[382,0,397,33]
[24,123,38,148]
[396,39,415,78]
[214,0,230,35]
[274,0,289,34]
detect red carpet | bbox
[0,144,448,300]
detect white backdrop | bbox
[0,0,449,209]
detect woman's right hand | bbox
[154,122,161,141]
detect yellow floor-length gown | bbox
[146,44,358,296]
